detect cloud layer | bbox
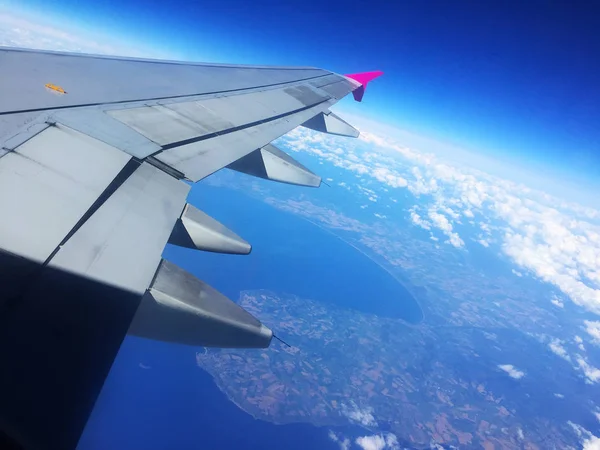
[280,126,600,317]
[0,11,167,58]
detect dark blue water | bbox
[78,337,347,450]
[166,184,423,323]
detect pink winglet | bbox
[344,71,384,102]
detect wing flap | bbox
[0,123,131,263]
[50,162,190,295]
[155,101,332,181]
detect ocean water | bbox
[79,337,351,450]
[167,183,423,323]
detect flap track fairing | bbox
[168,203,251,255]
[128,260,273,348]
[301,111,360,138]
[227,143,321,187]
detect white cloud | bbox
[428,210,464,248]
[447,233,465,248]
[354,433,398,450]
[355,434,399,450]
[478,238,490,247]
[551,297,565,308]
[0,11,165,58]
[498,364,525,379]
[548,339,571,362]
[501,217,600,314]
[569,422,600,450]
[407,167,439,196]
[330,430,398,450]
[409,209,431,230]
[372,167,408,189]
[358,186,376,195]
[384,433,398,448]
[340,402,377,427]
[554,393,565,398]
[584,321,600,346]
[355,435,386,450]
[374,213,387,219]
[428,211,452,233]
[439,204,460,220]
[328,430,351,450]
[512,269,523,277]
[586,434,600,449]
[575,335,586,351]
[577,357,600,384]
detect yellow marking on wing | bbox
[45,83,67,94]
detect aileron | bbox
[49,162,189,295]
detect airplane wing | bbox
[0,47,382,450]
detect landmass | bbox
[196,290,583,449]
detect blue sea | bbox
[168,182,422,323]
[78,182,420,449]
[79,336,362,450]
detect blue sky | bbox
[3,0,600,190]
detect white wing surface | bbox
[0,47,382,450]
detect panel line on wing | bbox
[0,155,141,321]
[0,73,332,117]
[42,158,143,267]
[153,98,332,157]
[146,156,186,180]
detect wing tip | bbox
[344,71,384,84]
[344,71,384,102]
